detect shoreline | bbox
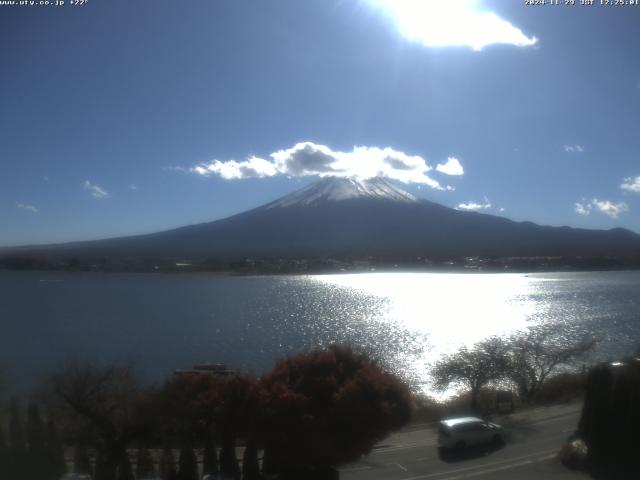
[2,265,640,277]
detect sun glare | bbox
[368,0,538,51]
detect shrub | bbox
[259,345,412,473]
[578,358,640,470]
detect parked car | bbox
[438,416,504,450]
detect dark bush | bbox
[578,357,640,475]
[532,371,587,405]
[74,445,93,475]
[46,414,67,480]
[158,447,178,480]
[177,445,198,480]
[117,451,134,480]
[135,447,155,479]
[201,434,218,476]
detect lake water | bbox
[1,270,639,394]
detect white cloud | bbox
[563,144,584,153]
[191,142,449,189]
[368,0,537,51]
[436,157,464,176]
[591,199,629,219]
[16,203,38,213]
[621,176,640,193]
[193,156,278,180]
[83,180,110,199]
[574,202,592,216]
[457,197,491,211]
[575,198,628,218]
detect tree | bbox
[208,376,255,480]
[74,445,93,475]
[504,324,596,402]
[46,413,67,480]
[160,373,255,480]
[50,364,155,480]
[136,447,155,479]
[0,420,8,480]
[578,358,640,476]
[9,399,27,480]
[177,445,198,480]
[26,403,48,477]
[158,447,177,480]
[95,451,111,480]
[201,433,218,477]
[117,451,134,480]
[159,374,220,445]
[242,438,260,480]
[432,337,508,412]
[259,346,412,477]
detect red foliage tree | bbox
[159,374,220,444]
[258,346,412,474]
[160,373,258,479]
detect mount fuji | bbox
[3,177,640,263]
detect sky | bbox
[1,0,640,247]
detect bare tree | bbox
[432,337,508,412]
[49,364,155,480]
[504,323,596,402]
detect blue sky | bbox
[2,0,639,247]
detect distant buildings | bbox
[173,363,236,378]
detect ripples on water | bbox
[1,270,639,394]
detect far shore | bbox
[2,264,640,277]
[2,247,640,277]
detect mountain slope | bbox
[3,177,640,260]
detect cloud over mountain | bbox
[574,202,592,216]
[457,197,491,211]
[575,198,629,219]
[191,142,458,189]
[592,199,629,219]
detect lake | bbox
[1,270,639,394]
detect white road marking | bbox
[400,449,558,480]
[341,465,373,473]
[375,441,437,453]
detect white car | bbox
[438,416,504,449]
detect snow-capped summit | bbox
[265,176,418,209]
[8,173,640,262]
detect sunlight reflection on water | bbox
[309,271,640,396]
[317,272,536,346]
[311,273,541,394]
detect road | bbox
[340,403,588,480]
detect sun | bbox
[366,0,537,51]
